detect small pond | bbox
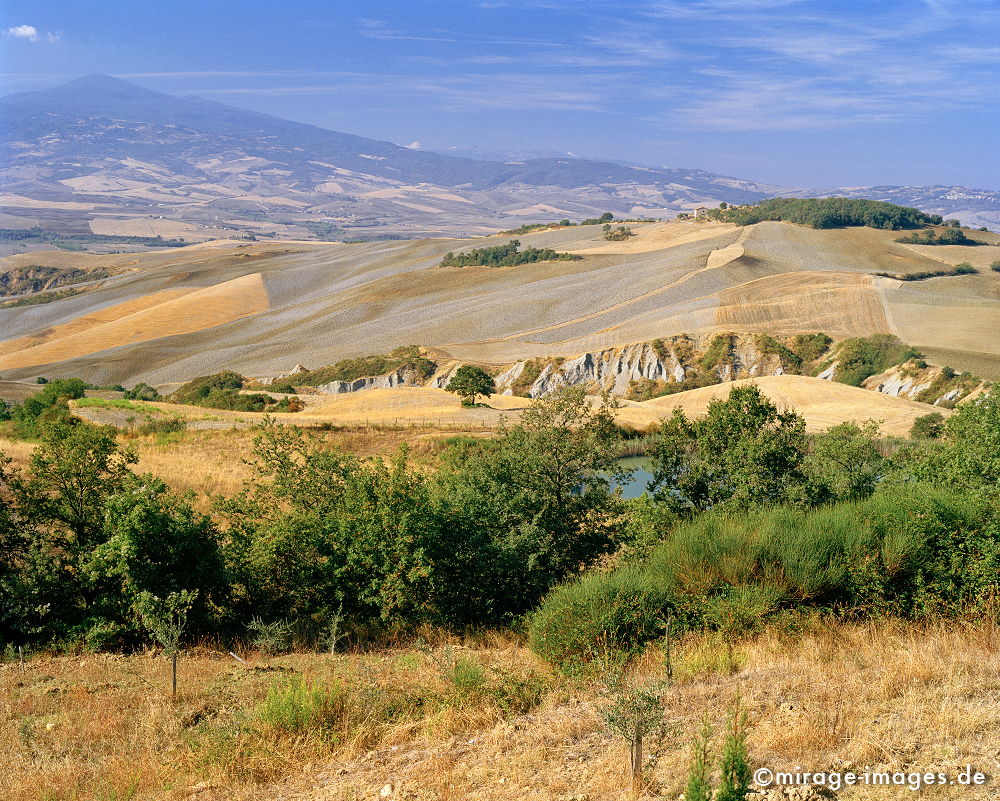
[611,456,654,499]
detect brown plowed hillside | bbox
[0,220,996,385]
[715,271,891,338]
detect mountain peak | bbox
[66,73,154,91]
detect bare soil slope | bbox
[0,220,996,385]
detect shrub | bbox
[258,678,347,734]
[834,335,919,386]
[283,346,436,387]
[439,240,580,268]
[170,371,245,405]
[123,382,160,401]
[530,487,995,668]
[527,566,674,670]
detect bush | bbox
[123,382,160,401]
[527,566,674,670]
[440,240,581,268]
[896,228,974,245]
[529,487,997,668]
[283,346,436,387]
[834,335,919,386]
[258,678,347,734]
[170,371,245,405]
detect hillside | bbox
[0,218,997,386]
[643,375,944,436]
[3,76,999,247]
[0,75,779,243]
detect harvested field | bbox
[0,273,269,370]
[88,217,212,239]
[0,290,195,357]
[642,374,944,436]
[716,271,891,339]
[0,379,44,404]
[566,221,737,255]
[0,220,996,385]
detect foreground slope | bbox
[0,220,997,385]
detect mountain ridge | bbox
[2,75,999,244]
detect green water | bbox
[613,456,654,499]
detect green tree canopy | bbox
[445,365,496,406]
[649,384,809,512]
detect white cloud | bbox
[405,141,422,149]
[5,24,39,42]
[4,24,59,43]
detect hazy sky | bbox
[2,0,999,188]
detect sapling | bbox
[601,612,676,797]
[135,589,197,697]
[601,671,669,797]
[717,696,752,801]
[685,713,713,801]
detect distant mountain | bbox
[1,75,997,242]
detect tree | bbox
[25,421,137,548]
[135,589,198,697]
[218,425,449,627]
[804,420,887,502]
[649,384,808,512]
[123,382,159,401]
[910,411,945,440]
[902,392,1000,496]
[85,477,226,634]
[434,387,627,611]
[446,365,496,406]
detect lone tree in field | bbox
[446,366,496,406]
[135,589,198,697]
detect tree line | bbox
[1,380,997,661]
[704,198,941,230]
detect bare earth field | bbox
[2,621,997,801]
[0,220,996,387]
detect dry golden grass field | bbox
[2,620,997,801]
[642,376,946,437]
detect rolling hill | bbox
[0,218,997,388]
[0,75,781,243]
[3,75,999,247]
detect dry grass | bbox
[642,374,944,436]
[1,424,486,502]
[2,620,996,801]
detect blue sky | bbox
[2,0,999,188]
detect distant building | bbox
[694,206,708,219]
